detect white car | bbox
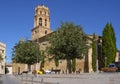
[45,70,51,74]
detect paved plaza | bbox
[0,74,23,84]
[33,73,120,84]
[0,72,120,84]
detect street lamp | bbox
[94,38,101,73]
[105,57,107,67]
[36,41,40,78]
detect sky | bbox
[0,0,120,63]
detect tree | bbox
[110,24,117,60]
[12,40,43,71]
[0,53,3,62]
[92,33,97,72]
[40,51,45,70]
[47,22,88,73]
[72,58,76,73]
[102,23,117,67]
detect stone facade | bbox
[116,51,120,62]
[12,5,103,74]
[31,5,97,73]
[34,33,95,73]
[0,42,6,74]
[6,63,12,74]
[12,62,27,74]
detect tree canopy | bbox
[102,23,117,66]
[0,53,3,62]
[92,33,97,72]
[12,40,43,65]
[47,22,88,73]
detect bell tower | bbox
[32,5,52,41]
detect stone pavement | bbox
[1,73,120,84]
[15,72,120,84]
[1,74,23,84]
[37,73,120,84]
[0,75,3,84]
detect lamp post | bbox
[94,38,99,73]
[96,40,99,73]
[36,41,39,78]
[105,57,107,67]
[36,56,38,78]
[96,39,101,73]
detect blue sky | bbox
[0,0,120,63]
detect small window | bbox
[45,19,47,26]
[45,30,47,34]
[2,50,4,53]
[35,30,37,34]
[40,11,42,14]
[39,18,42,26]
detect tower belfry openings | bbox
[32,5,52,41]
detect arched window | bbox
[39,18,42,26]
[45,30,47,34]
[45,11,46,15]
[45,19,47,26]
[40,11,42,14]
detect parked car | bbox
[37,70,43,74]
[51,69,61,74]
[21,71,28,74]
[114,62,120,71]
[44,69,51,74]
[101,63,118,72]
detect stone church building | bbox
[31,5,98,73]
[12,5,103,74]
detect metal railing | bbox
[14,74,59,84]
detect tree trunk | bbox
[28,64,31,71]
[67,59,72,74]
[84,51,89,73]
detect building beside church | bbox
[0,42,6,74]
[6,63,12,74]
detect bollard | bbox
[31,76,34,84]
[41,78,43,84]
[21,74,23,81]
[26,73,27,84]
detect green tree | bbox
[47,22,88,73]
[92,33,97,72]
[72,58,76,73]
[0,53,3,62]
[40,51,45,70]
[110,24,117,60]
[102,23,117,67]
[12,40,43,71]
